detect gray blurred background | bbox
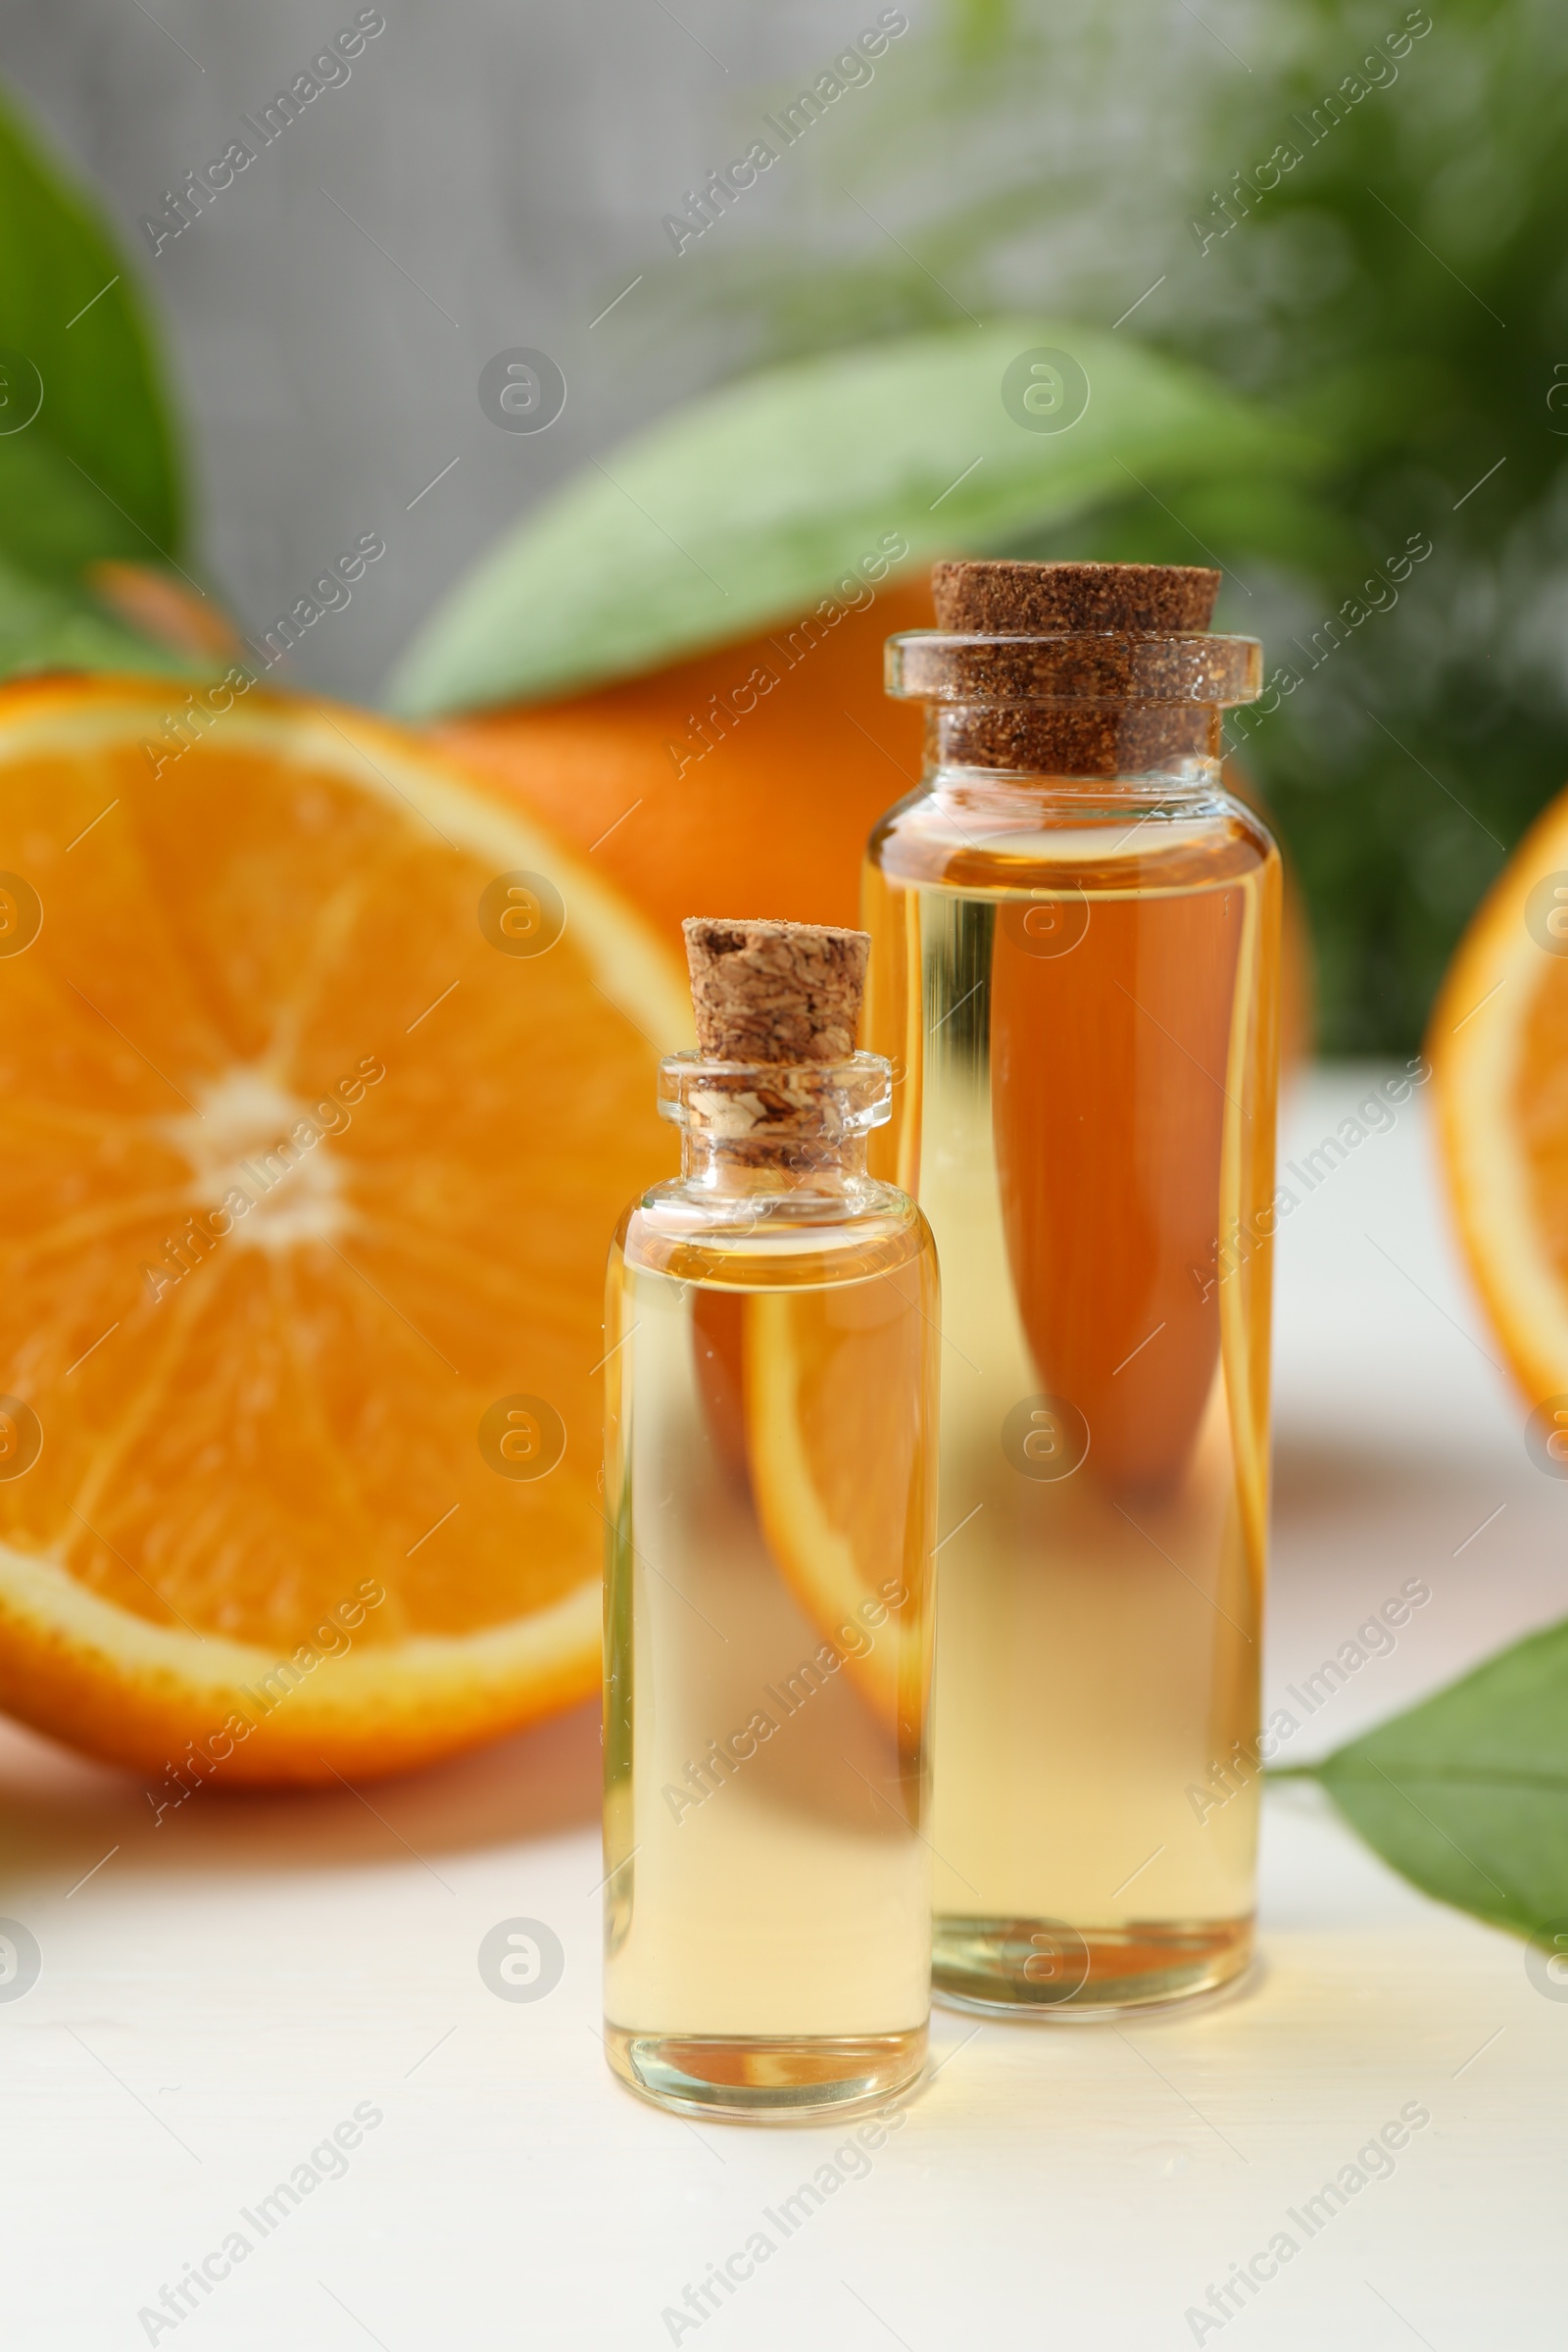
[5,0,880,700]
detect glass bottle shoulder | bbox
[614,1177,933,1292]
[866,767,1277,898]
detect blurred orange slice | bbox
[0,675,686,1782]
[1431,789,1568,1405]
[743,1262,937,1733]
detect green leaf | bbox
[388,318,1319,714]
[0,79,185,580]
[1298,1618,1568,1940]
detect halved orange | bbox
[1431,786,1568,1403]
[0,675,687,1782]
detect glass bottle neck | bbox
[678,1128,872,1195]
[884,628,1261,781]
[923,751,1226,808]
[658,1050,892,1200]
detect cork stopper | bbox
[894,559,1252,776]
[683,917,868,1063]
[930,560,1220,635]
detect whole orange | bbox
[433,582,934,949]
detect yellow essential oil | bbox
[602,921,939,2116]
[863,563,1280,2015]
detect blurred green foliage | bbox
[657,0,1568,1053]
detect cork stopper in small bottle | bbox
[682,917,868,1063]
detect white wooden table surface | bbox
[2,1065,1559,2350]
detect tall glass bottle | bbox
[862,563,1279,2015]
[603,918,940,2117]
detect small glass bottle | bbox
[602,917,939,2118]
[862,562,1278,2016]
